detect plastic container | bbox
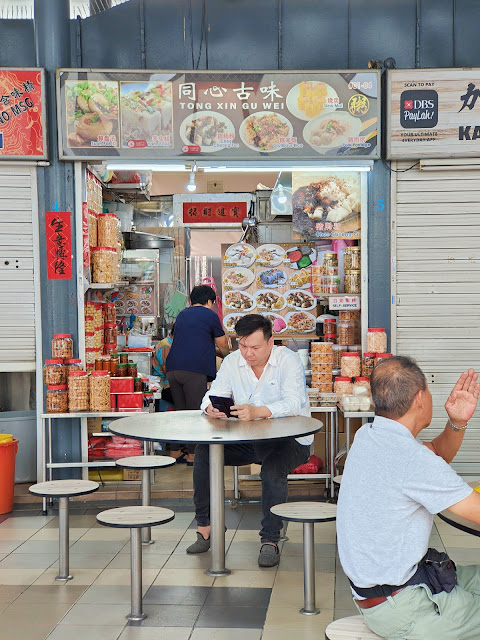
[324,333,336,344]
[85,315,94,332]
[89,371,111,412]
[343,246,361,270]
[341,394,360,412]
[362,353,376,377]
[94,326,104,349]
[311,362,333,373]
[43,359,66,386]
[119,353,129,364]
[323,318,337,336]
[88,210,97,247]
[127,362,137,378]
[65,358,82,374]
[341,352,361,378]
[0,438,18,514]
[353,377,371,397]
[97,213,120,248]
[52,334,73,359]
[375,353,393,366]
[104,323,117,345]
[338,322,355,346]
[332,344,345,369]
[68,371,89,412]
[318,392,338,407]
[348,344,362,353]
[367,328,387,354]
[85,347,100,372]
[334,377,354,398]
[46,385,68,413]
[93,303,103,327]
[115,363,128,377]
[85,332,95,350]
[323,252,338,269]
[134,377,142,392]
[91,246,117,283]
[104,302,116,325]
[344,269,361,294]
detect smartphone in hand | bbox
[209,395,237,418]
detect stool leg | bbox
[300,522,319,615]
[56,497,72,581]
[141,469,153,545]
[128,527,146,621]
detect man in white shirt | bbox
[186,314,312,567]
[337,356,480,639]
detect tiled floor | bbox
[1,487,476,640]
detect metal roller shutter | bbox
[0,166,39,372]
[391,161,480,476]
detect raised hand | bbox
[445,369,480,426]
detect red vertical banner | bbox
[45,211,73,279]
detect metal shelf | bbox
[87,281,129,290]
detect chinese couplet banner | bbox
[0,68,46,158]
[46,211,73,280]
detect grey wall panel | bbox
[144,0,189,69]
[0,20,35,67]
[419,0,454,68]
[207,0,279,70]
[281,0,349,70]
[454,0,480,67]
[349,0,416,69]
[80,2,142,68]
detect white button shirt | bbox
[200,345,313,446]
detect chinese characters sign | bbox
[387,68,480,158]
[57,69,380,161]
[328,295,361,310]
[0,68,46,159]
[46,212,72,280]
[183,202,247,224]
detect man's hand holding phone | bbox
[205,404,227,419]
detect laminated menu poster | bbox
[115,284,154,317]
[221,242,318,337]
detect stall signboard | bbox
[115,284,154,317]
[57,69,380,161]
[328,295,361,310]
[387,68,480,159]
[221,242,318,338]
[183,201,247,224]
[45,211,73,280]
[0,68,47,159]
[292,170,361,239]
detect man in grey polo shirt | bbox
[337,356,480,639]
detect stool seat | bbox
[115,455,176,470]
[29,479,99,498]
[271,501,337,523]
[325,615,384,639]
[96,505,175,529]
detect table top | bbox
[109,410,323,444]
[29,480,100,498]
[270,501,337,523]
[96,506,175,528]
[439,481,480,536]
[115,455,176,470]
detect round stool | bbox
[271,501,337,615]
[97,505,175,621]
[29,479,99,581]
[115,455,175,544]
[325,615,385,639]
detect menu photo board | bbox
[57,69,380,161]
[221,242,318,338]
[387,68,480,159]
[0,68,47,159]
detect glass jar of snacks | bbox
[91,246,117,283]
[85,315,94,332]
[104,323,117,345]
[323,318,337,336]
[89,371,111,412]
[339,310,359,323]
[44,359,66,386]
[94,326,104,349]
[341,352,361,378]
[353,377,371,398]
[46,385,68,413]
[85,301,95,317]
[321,275,341,294]
[343,246,361,270]
[134,377,142,392]
[338,322,355,346]
[334,376,354,398]
[375,353,393,366]
[109,352,119,375]
[323,252,338,270]
[52,334,73,359]
[88,210,97,247]
[86,347,101,372]
[116,362,128,377]
[127,362,138,378]
[344,269,361,294]
[366,328,387,354]
[332,344,345,369]
[97,213,120,248]
[119,352,129,364]
[93,303,103,327]
[64,358,82,374]
[362,353,376,377]
[104,302,116,325]
[68,371,89,412]
[85,332,95,350]
[324,333,336,344]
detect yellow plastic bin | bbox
[0,436,18,514]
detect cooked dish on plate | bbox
[223,267,255,290]
[293,173,360,225]
[241,112,291,151]
[66,80,119,148]
[224,243,256,267]
[286,290,316,309]
[287,311,316,333]
[181,111,234,151]
[255,291,286,311]
[120,82,172,145]
[303,111,362,151]
[256,269,288,288]
[289,268,311,288]
[223,313,245,332]
[262,313,287,334]
[223,291,255,311]
[256,244,286,266]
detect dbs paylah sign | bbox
[45,212,73,280]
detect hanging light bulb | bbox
[277,184,287,204]
[186,170,197,192]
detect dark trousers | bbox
[167,370,208,453]
[193,439,310,543]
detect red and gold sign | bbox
[183,201,247,224]
[0,68,46,159]
[46,211,73,280]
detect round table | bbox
[439,481,480,536]
[109,410,322,576]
